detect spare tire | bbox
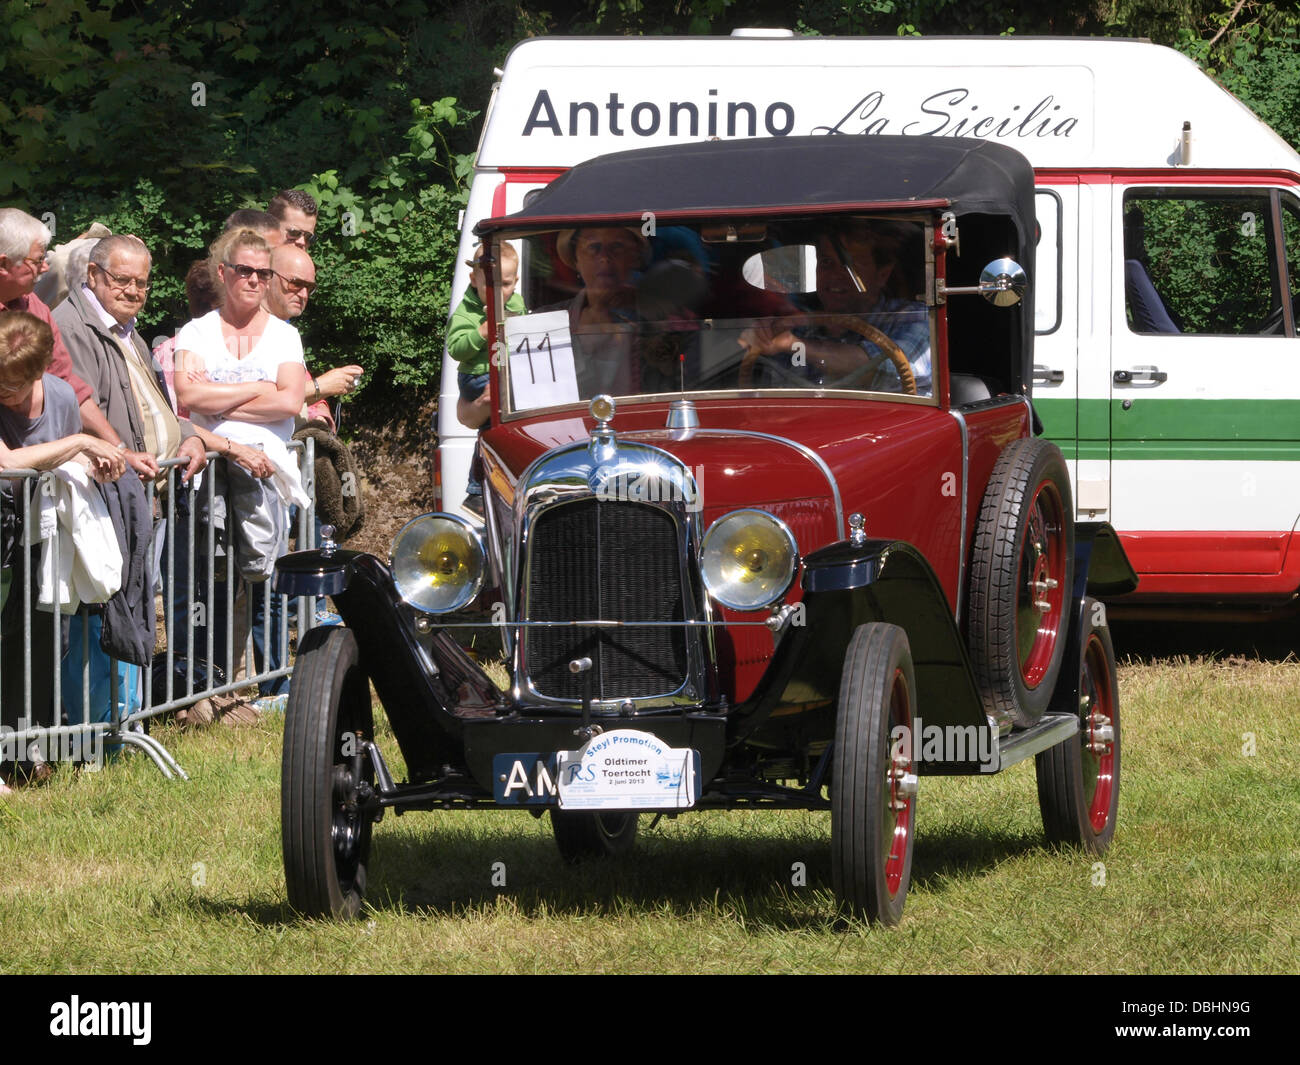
[967,438,1074,728]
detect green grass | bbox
[2,655,1297,974]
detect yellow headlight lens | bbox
[701,509,798,611]
[390,513,485,614]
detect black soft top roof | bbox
[478,135,1039,397]
[476,135,1036,239]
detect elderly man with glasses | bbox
[0,208,122,449]
[51,234,220,736]
[52,234,209,484]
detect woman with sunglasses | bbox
[172,227,310,714]
[173,228,308,442]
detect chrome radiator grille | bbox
[524,500,687,701]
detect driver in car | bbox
[739,220,932,395]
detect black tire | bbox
[282,626,375,919]
[1036,599,1120,853]
[831,623,917,926]
[550,810,639,862]
[968,438,1075,728]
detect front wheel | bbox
[1035,598,1120,853]
[550,810,640,862]
[282,626,376,919]
[831,623,917,926]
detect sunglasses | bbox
[223,262,273,284]
[283,227,317,247]
[272,271,317,294]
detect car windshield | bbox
[494,216,935,415]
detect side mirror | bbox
[938,257,1028,307]
[977,258,1028,307]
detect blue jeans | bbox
[458,371,489,497]
[63,612,139,757]
[249,578,289,696]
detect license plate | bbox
[493,729,700,810]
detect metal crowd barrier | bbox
[0,436,317,782]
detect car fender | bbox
[1046,522,1138,717]
[731,538,992,763]
[274,549,503,781]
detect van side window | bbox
[1034,190,1062,335]
[1282,195,1300,323]
[1122,191,1282,336]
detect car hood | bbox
[482,397,943,554]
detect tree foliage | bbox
[3,0,1300,400]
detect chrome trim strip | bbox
[479,440,516,631]
[948,408,970,627]
[685,428,845,539]
[502,388,937,423]
[434,619,778,628]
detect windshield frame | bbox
[487,211,942,422]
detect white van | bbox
[439,33,1300,609]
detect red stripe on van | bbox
[1121,529,1300,599]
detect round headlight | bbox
[701,509,798,611]
[390,513,485,614]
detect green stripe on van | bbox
[1049,441,1110,462]
[1036,397,1300,460]
[1112,440,1300,461]
[1111,399,1300,442]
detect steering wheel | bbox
[737,316,917,395]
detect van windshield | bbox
[493,217,935,414]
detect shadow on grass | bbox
[339,816,1047,927]
[189,896,296,927]
[1110,616,1300,664]
[185,813,1053,931]
[909,824,1045,893]
[368,825,835,929]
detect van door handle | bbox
[1032,364,1064,384]
[1113,365,1168,386]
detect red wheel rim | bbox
[1016,479,1068,688]
[1080,633,1116,834]
[883,669,914,898]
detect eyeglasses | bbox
[20,252,48,271]
[223,262,274,284]
[91,264,150,292]
[282,227,317,248]
[273,270,317,294]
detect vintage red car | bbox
[275,135,1137,924]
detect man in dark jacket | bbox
[51,235,213,732]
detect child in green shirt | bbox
[447,242,524,508]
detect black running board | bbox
[991,713,1079,773]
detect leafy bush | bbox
[300,99,475,390]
